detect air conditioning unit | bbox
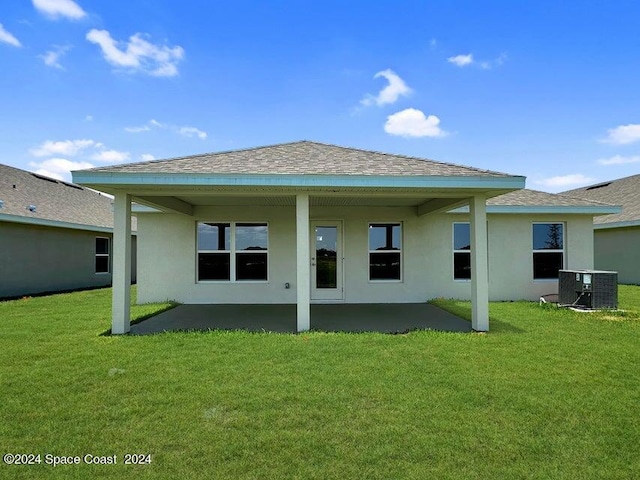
[558,270,618,310]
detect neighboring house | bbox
[0,164,137,299]
[562,174,640,284]
[72,141,618,334]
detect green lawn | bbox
[1,287,639,479]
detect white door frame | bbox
[310,220,344,301]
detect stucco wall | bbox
[594,227,640,284]
[136,207,595,304]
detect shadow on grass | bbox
[429,299,528,334]
[99,302,180,336]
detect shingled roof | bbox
[488,188,616,207]
[83,140,514,177]
[562,174,640,226]
[0,164,116,230]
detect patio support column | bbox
[112,192,132,334]
[296,193,311,332]
[470,194,489,332]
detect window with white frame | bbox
[532,223,564,279]
[453,222,471,280]
[95,237,110,274]
[368,223,401,281]
[197,222,268,281]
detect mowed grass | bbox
[1,287,639,479]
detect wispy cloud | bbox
[361,69,412,107]
[32,0,86,20]
[447,54,473,67]
[0,23,21,47]
[448,52,507,69]
[384,108,447,138]
[178,126,207,139]
[600,124,640,145]
[86,29,184,77]
[535,174,595,189]
[125,119,207,139]
[597,154,640,165]
[91,149,130,162]
[141,153,155,161]
[30,139,98,157]
[29,158,94,182]
[39,45,71,69]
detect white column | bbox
[470,194,489,332]
[296,193,311,332]
[112,192,132,334]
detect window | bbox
[453,222,471,280]
[533,223,564,279]
[368,223,401,281]
[197,222,268,281]
[95,237,110,274]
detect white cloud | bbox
[125,125,151,133]
[536,174,595,188]
[86,29,184,77]
[125,119,207,139]
[141,153,155,161]
[29,158,94,182]
[447,54,473,67]
[361,69,412,107]
[597,154,640,165]
[91,149,130,162]
[84,115,93,122]
[32,0,86,20]
[30,139,97,157]
[601,124,640,145]
[384,108,447,138]
[0,23,21,47]
[39,45,71,69]
[178,126,207,139]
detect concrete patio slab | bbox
[129,303,471,335]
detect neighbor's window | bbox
[197,222,268,281]
[453,222,471,280]
[95,237,110,274]
[368,223,401,281]
[533,223,564,279]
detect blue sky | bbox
[1,0,639,192]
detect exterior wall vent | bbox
[28,205,37,212]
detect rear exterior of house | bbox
[73,141,618,333]
[0,164,136,299]
[563,175,640,285]
[135,205,596,305]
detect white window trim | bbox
[532,221,565,281]
[95,236,110,275]
[197,221,269,283]
[367,222,403,283]
[452,222,471,282]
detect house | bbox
[72,141,619,334]
[0,164,137,299]
[562,174,640,284]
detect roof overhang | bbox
[0,212,114,233]
[72,171,526,192]
[594,219,640,230]
[449,205,622,215]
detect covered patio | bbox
[129,303,471,335]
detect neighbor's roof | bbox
[562,174,640,227]
[0,164,122,232]
[81,140,516,177]
[451,188,620,215]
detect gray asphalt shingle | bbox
[562,175,640,224]
[83,140,516,177]
[0,164,115,228]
